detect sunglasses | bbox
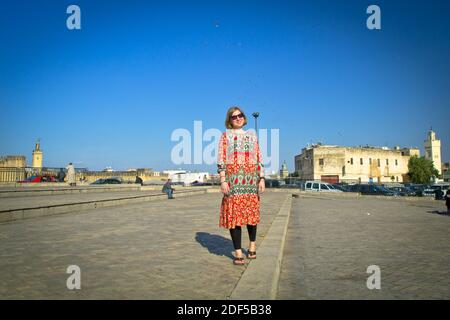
[230,113,245,120]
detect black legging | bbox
[229,225,257,250]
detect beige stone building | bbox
[0,156,27,182]
[0,156,26,168]
[294,143,420,184]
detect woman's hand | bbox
[258,179,265,194]
[221,182,230,195]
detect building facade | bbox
[294,144,420,184]
[163,170,210,185]
[0,156,26,168]
[0,156,27,182]
[424,129,442,175]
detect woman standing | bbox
[217,106,265,265]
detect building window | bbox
[377,159,380,167]
[395,159,398,166]
[350,158,353,165]
[360,158,363,165]
[319,158,324,166]
[386,159,389,165]
[396,176,399,182]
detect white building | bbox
[163,170,210,186]
[424,129,442,175]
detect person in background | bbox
[162,178,175,199]
[135,176,143,186]
[57,168,66,183]
[66,163,76,187]
[435,187,444,200]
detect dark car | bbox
[429,185,449,200]
[190,181,211,186]
[90,178,122,185]
[264,179,285,188]
[331,184,351,192]
[422,185,436,197]
[349,184,397,196]
[404,184,426,197]
[279,184,299,189]
[386,186,416,196]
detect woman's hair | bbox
[224,106,248,129]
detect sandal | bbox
[233,257,245,265]
[247,250,257,259]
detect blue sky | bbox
[0,0,449,173]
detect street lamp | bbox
[252,112,259,136]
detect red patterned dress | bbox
[217,129,264,229]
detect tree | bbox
[407,156,439,184]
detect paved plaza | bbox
[0,191,284,299]
[278,194,450,299]
[0,189,449,300]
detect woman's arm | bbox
[255,136,265,193]
[217,132,230,194]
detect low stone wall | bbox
[0,168,26,182]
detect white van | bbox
[303,181,343,192]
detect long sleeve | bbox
[217,132,227,174]
[255,137,264,177]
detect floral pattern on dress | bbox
[217,130,264,229]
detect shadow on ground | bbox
[195,232,234,260]
[428,210,450,216]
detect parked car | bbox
[331,184,351,192]
[422,185,436,197]
[349,184,397,196]
[404,184,426,197]
[429,184,449,200]
[18,175,57,183]
[303,181,343,192]
[279,184,300,189]
[190,181,211,186]
[385,186,416,196]
[90,178,122,185]
[264,179,283,188]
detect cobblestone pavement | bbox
[277,195,450,299]
[0,191,286,299]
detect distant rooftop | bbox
[303,143,419,151]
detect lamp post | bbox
[252,112,259,136]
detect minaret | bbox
[424,128,442,175]
[32,139,43,169]
[280,161,289,178]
